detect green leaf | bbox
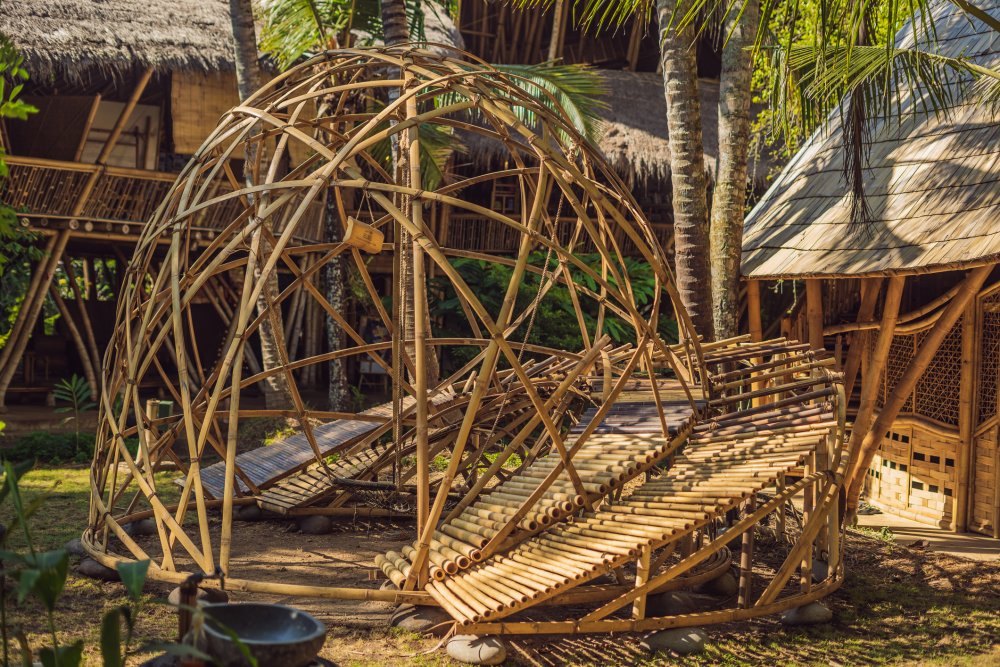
[24,549,69,611]
[16,568,40,603]
[39,641,84,667]
[100,608,124,667]
[116,559,150,600]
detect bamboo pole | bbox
[846,266,992,519]
[955,300,976,532]
[842,278,882,400]
[844,277,904,486]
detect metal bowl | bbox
[202,603,326,667]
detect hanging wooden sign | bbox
[344,216,384,254]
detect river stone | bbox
[298,515,333,534]
[167,586,230,607]
[64,537,87,557]
[781,601,833,626]
[380,579,399,591]
[77,557,118,581]
[390,604,453,636]
[640,627,707,655]
[446,634,507,665]
[812,559,830,583]
[646,591,695,617]
[235,504,263,521]
[127,518,158,536]
[696,570,738,597]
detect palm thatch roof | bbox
[5,1,463,81]
[458,70,771,191]
[5,0,237,80]
[741,0,1000,279]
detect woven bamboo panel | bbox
[869,421,960,527]
[978,290,1000,425]
[870,317,964,426]
[971,428,998,536]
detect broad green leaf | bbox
[25,549,69,611]
[100,608,124,667]
[39,641,84,667]
[117,559,150,600]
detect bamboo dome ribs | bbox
[85,45,847,638]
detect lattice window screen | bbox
[914,316,963,426]
[979,292,1000,425]
[872,318,964,426]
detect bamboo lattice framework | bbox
[85,46,848,636]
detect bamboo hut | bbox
[0,0,463,406]
[741,0,1000,536]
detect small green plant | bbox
[52,375,96,448]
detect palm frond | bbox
[489,63,609,143]
[258,0,353,69]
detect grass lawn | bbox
[3,465,999,666]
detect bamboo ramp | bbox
[423,405,834,626]
[377,336,846,633]
[198,389,460,499]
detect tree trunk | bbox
[324,190,350,411]
[381,0,440,385]
[710,0,759,340]
[229,0,292,409]
[656,0,715,342]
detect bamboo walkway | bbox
[198,390,458,499]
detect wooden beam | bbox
[846,266,992,519]
[805,279,824,352]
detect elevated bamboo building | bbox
[742,0,1000,536]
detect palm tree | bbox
[228,0,294,409]
[655,0,715,341]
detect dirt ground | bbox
[8,518,999,666]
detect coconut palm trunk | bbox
[656,0,715,342]
[229,0,293,409]
[381,0,440,385]
[710,0,759,340]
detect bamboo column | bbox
[746,279,763,342]
[955,299,977,532]
[846,266,992,518]
[842,278,882,400]
[406,73,431,586]
[844,277,904,486]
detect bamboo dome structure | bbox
[86,46,848,637]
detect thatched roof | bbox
[5,1,463,81]
[741,0,1000,279]
[458,70,771,190]
[5,0,237,80]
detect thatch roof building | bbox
[5,0,237,80]
[740,0,1000,538]
[742,1,1000,280]
[460,70,771,192]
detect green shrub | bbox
[4,431,139,464]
